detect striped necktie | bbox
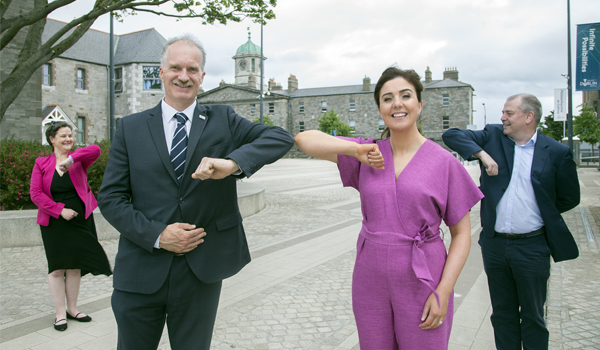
[170,112,188,183]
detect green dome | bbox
[236,33,261,53]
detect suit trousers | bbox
[112,255,222,350]
[480,234,551,350]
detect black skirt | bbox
[40,170,112,276]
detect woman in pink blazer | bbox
[30,121,111,331]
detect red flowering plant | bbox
[0,137,111,210]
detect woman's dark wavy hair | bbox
[374,67,423,139]
[45,121,72,149]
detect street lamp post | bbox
[482,103,486,127]
[259,21,264,124]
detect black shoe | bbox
[54,318,67,331]
[66,312,92,322]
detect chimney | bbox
[443,67,459,81]
[268,78,276,91]
[248,74,256,89]
[363,76,371,91]
[219,79,227,87]
[288,74,298,93]
[425,66,432,83]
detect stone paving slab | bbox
[0,159,598,349]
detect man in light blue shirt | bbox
[443,93,580,350]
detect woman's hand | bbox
[356,144,384,169]
[419,290,450,329]
[60,208,78,221]
[58,158,73,173]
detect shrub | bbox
[318,110,352,136]
[0,137,111,211]
[251,115,276,126]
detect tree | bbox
[0,0,276,121]
[537,111,564,142]
[318,109,352,137]
[251,114,275,126]
[573,104,600,158]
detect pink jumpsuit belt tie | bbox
[360,224,443,306]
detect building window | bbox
[77,116,86,143]
[442,93,449,106]
[250,104,256,115]
[349,99,356,111]
[143,66,161,90]
[321,101,327,113]
[442,116,450,129]
[350,120,356,134]
[378,119,385,132]
[299,121,305,132]
[252,58,256,72]
[299,102,305,113]
[114,67,123,93]
[43,63,52,86]
[268,103,274,114]
[593,100,598,114]
[76,68,86,89]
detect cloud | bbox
[48,0,600,128]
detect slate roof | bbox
[424,79,473,89]
[42,19,166,66]
[285,84,375,98]
[270,79,473,98]
[114,29,166,65]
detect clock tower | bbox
[233,29,265,88]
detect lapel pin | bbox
[198,114,206,120]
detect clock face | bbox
[238,60,247,71]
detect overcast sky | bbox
[49,0,599,129]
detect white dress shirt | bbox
[494,132,544,234]
[161,99,195,153]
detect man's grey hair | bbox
[507,93,543,125]
[160,34,207,72]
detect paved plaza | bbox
[1,159,599,349]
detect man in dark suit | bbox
[97,34,293,350]
[442,93,580,350]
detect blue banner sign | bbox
[576,22,600,91]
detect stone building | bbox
[1,0,43,141]
[39,19,166,144]
[2,12,166,143]
[197,34,475,148]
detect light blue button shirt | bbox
[494,132,544,234]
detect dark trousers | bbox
[112,256,222,350]
[480,234,551,350]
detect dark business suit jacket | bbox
[98,103,293,294]
[442,124,580,262]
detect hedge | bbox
[1,136,111,211]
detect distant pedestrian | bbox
[442,93,580,350]
[30,121,112,331]
[294,67,483,349]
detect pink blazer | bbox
[30,144,101,226]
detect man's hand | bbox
[192,158,239,180]
[474,150,498,176]
[158,223,206,254]
[58,158,73,173]
[356,144,384,169]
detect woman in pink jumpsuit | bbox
[295,67,483,349]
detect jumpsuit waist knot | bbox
[360,224,443,306]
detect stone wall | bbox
[114,64,163,120]
[291,92,380,139]
[41,57,109,142]
[0,0,43,141]
[421,85,473,143]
